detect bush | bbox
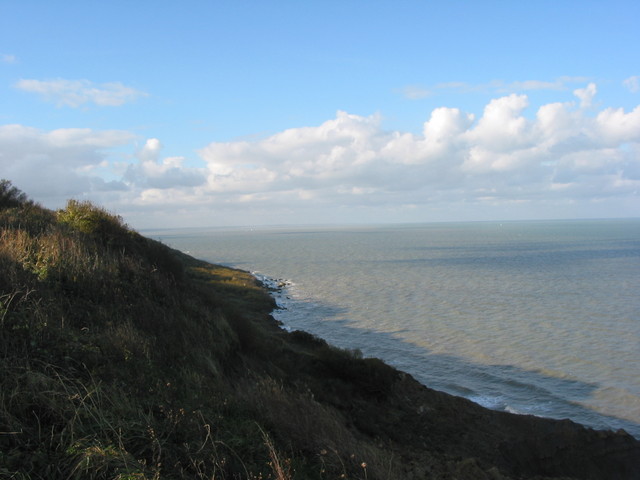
[316,345,397,399]
[0,179,31,209]
[57,200,132,250]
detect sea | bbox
[148,219,640,439]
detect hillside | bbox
[1,181,639,480]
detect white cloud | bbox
[193,84,638,221]
[399,85,431,99]
[2,82,638,227]
[574,82,597,108]
[124,138,206,189]
[0,124,136,205]
[507,79,565,91]
[1,53,16,64]
[423,107,474,145]
[503,77,589,92]
[199,111,386,189]
[465,94,530,151]
[595,105,640,144]
[14,78,147,107]
[623,76,640,93]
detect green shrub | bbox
[57,200,129,246]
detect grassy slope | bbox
[1,193,639,480]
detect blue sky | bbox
[1,1,639,228]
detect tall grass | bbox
[1,191,396,479]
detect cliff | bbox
[1,185,639,479]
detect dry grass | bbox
[0,185,399,480]
[0,195,294,479]
[235,376,398,480]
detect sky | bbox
[1,1,639,229]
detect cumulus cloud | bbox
[465,94,530,152]
[0,124,134,202]
[574,83,597,108]
[2,82,638,226]
[14,78,147,107]
[624,76,640,93]
[595,105,640,144]
[123,138,206,189]
[194,84,639,218]
[199,111,388,193]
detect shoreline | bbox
[252,270,640,440]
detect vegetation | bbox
[0,180,32,209]
[1,180,639,480]
[0,181,394,479]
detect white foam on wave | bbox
[467,394,529,416]
[252,271,297,330]
[505,405,525,415]
[468,394,506,410]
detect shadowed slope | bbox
[1,181,639,479]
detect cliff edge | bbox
[1,184,638,479]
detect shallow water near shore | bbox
[149,219,640,438]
